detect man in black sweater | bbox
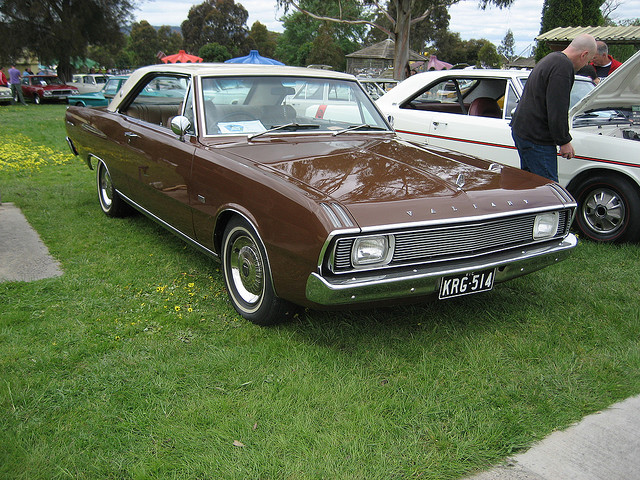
[510,34,597,182]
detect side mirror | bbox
[170,115,192,141]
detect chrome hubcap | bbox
[99,167,113,208]
[582,187,624,235]
[229,236,264,304]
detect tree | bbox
[536,0,605,60]
[157,26,184,56]
[276,0,366,67]
[478,42,501,67]
[306,24,346,70]
[127,21,160,67]
[198,42,232,62]
[0,0,135,81]
[248,21,278,59]
[498,29,515,61]
[277,0,515,79]
[181,0,250,57]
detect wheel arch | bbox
[566,167,640,199]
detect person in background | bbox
[510,34,597,182]
[576,64,599,84]
[591,40,622,79]
[8,65,27,105]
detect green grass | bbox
[1,104,639,479]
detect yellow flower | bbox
[174,305,181,312]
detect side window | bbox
[182,86,195,135]
[123,75,189,128]
[402,79,477,114]
[504,83,519,120]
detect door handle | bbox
[432,121,447,127]
[125,132,140,143]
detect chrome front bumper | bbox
[305,234,577,306]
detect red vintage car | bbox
[21,75,78,104]
[65,64,577,325]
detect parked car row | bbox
[376,49,640,243]
[16,75,78,104]
[66,64,577,325]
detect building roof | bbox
[346,39,425,61]
[537,26,640,48]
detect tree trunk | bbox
[57,57,73,84]
[393,0,412,80]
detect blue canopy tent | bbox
[225,50,284,65]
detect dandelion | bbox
[188,282,195,288]
[174,305,181,312]
[188,307,193,313]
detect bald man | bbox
[510,34,597,181]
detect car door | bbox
[112,74,197,237]
[392,77,522,168]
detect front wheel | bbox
[33,94,41,105]
[572,174,640,243]
[221,217,297,325]
[97,160,131,217]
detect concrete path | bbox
[0,202,63,282]
[465,394,640,480]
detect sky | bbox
[134,0,640,58]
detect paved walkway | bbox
[465,394,640,480]
[0,202,63,282]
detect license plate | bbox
[439,268,495,299]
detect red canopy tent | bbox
[161,50,203,64]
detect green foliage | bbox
[0,0,135,80]
[276,0,369,68]
[249,21,279,59]
[582,0,605,26]
[498,29,516,61]
[366,0,452,54]
[198,43,232,62]
[478,42,501,67]
[432,32,498,66]
[181,0,250,57]
[536,0,602,61]
[307,24,346,70]
[157,26,184,56]
[2,104,640,479]
[127,21,162,67]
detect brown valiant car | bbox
[65,64,578,325]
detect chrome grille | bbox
[331,210,571,272]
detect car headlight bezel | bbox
[351,234,395,268]
[533,211,559,240]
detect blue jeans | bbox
[511,132,558,182]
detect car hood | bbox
[570,49,640,116]
[222,136,568,229]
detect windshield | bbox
[521,76,595,109]
[201,76,389,136]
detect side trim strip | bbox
[395,129,640,169]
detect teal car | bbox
[68,75,129,107]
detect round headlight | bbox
[533,212,559,239]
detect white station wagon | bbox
[377,50,640,243]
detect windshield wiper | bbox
[248,123,319,140]
[332,124,387,136]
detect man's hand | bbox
[559,142,575,159]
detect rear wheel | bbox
[97,160,131,217]
[572,174,640,243]
[221,217,297,325]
